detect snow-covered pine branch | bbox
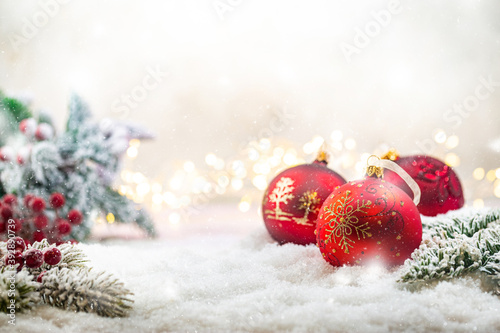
[399,208,500,285]
[0,267,39,312]
[39,267,134,317]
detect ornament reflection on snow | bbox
[262,148,346,245]
[316,156,422,267]
[381,149,464,216]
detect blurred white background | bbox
[1,0,500,218]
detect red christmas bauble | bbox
[316,176,422,267]
[262,154,346,245]
[382,153,464,216]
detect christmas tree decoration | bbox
[399,208,500,287]
[262,148,346,245]
[316,156,422,267]
[0,92,156,240]
[0,239,133,317]
[381,149,464,216]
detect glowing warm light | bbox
[252,175,268,190]
[239,195,251,212]
[129,139,140,147]
[330,130,343,142]
[96,216,105,224]
[486,170,497,182]
[248,148,259,161]
[473,168,485,181]
[434,130,447,144]
[231,178,243,190]
[259,138,271,151]
[344,138,356,150]
[473,198,484,208]
[184,161,195,173]
[444,153,460,167]
[118,185,128,195]
[218,175,230,187]
[283,149,297,166]
[152,193,163,205]
[133,172,145,184]
[127,146,138,158]
[495,184,500,198]
[496,168,500,179]
[137,182,151,196]
[205,153,217,166]
[303,142,315,154]
[312,136,324,148]
[445,135,459,149]
[238,201,250,212]
[106,213,115,224]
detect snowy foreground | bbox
[8,216,500,332]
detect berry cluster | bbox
[5,236,62,282]
[0,118,54,164]
[0,192,83,244]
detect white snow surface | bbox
[6,221,500,332]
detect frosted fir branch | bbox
[99,187,156,237]
[0,266,39,313]
[39,267,134,317]
[399,210,500,284]
[422,208,500,238]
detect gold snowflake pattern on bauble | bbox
[322,190,372,254]
[265,177,295,221]
[293,190,321,226]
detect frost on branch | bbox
[0,267,39,312]
[399,208,500,287]
[39,267,134,317]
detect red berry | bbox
[0,206,13,220]
[49,193,65,209]
[34,215,49,229]
[3,194,17,205]
[5,251,24,271]
[33,230,46,242]
[24,248,44,268]
[67,209,83,225]
[7,236,26,252]
[43,247,62,265]
[19,118,37,135]
[35,123,54,141]
[31,197,46,213]
[37,271,46,283]
[23,194,34,207]
[56,219,72,235]
[0,221,5,233]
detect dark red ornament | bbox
[262,150,346,245]
[316,173,422,267]
[382,151,464,216]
